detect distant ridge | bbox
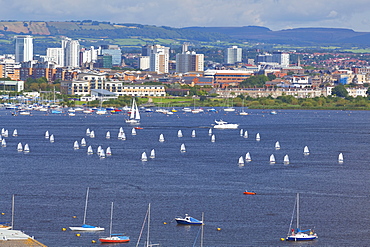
[1,21,370,46]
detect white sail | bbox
[126,98,141,123]
[238,156,244,166]
[180,143,186,153]
[275,141,281,150]
[12,129,18,137]
[24,144,29,153]
[131,128,137,135]
[141,152,147,161]
[150,149,155,159]
[338,153,344,163]
[208,128,212,136]
[106,131,111,139]
[177,130,183,138]
[89,130,95,138]
[303,146,309,155]
[1,128,4,136]
[256,133,261,141]
[269,154,276,164]
[45,130,49,139]
[99,149,106,158]
[1,139,6,147]
[240,129,243,136]
[121,132,126,140]
[245,152,251,162]
[244,130,248,139]
[3,130,8,137]
[211,134,215,142]
[81,138,86,146]
[87,146,93,155]
[284,154,290,164]
[86,128,90,136]
[17,142,23,152]
[119,127,123,133]
[50,134,54,143]
[97,146,102,156]
[159,134,164,142]
[191,130,196,137]
[74,141,79,150]
[106,147,112,156]
[134,99,141,120]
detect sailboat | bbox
[136,203,158,247]
[106,147,112,156]
[3,130,8,137]
[239,99,249,115]
[1,139,6,147]
[208,128,212,136]
[158,134,164,142]
[238,156,244,166]
[245,152,251,162]
[87,146,93,155]
[150,149,155,159]
[338,153,344,163]
[303,146,310,155]
[256,133,261,141]
[244,130,248,139]
[106,131,111,139]
[69,188,105,231]
[141,152,148,161]
[89,130,95,138]
[23,144,30,153]
[50,134,55,143]
[211,134,215,142]
[74,141,79,150]
[99,149,106,159]
[121,132,126,140]
[132,128,137,136]
[180,143,186,153]
[239,129,243,136]
[177,130,183,138]
[275,141,281,150]
[17,142,23,152]
[99,202,130,243]
[191,130,196,137]
[126,98,141,124]
[269,154,276,164]
[12,129,18,137]
[45,130,49,139]
[0,194,14,230]
[286,193,318,241]
[80,138,86,147]
[86,128,90,136]
[97,146,102,156]
[284,154,290,165]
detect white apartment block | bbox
[176,51,204,73]
[46,48,64,67]
[149,45,169,74]
[15,35,33,63]
[62,37,80,68]
[139,56,150,70]
[225,46,242,64]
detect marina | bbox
[0,108,369,246]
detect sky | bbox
[1,0,370,32]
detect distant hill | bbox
[1,21,370,47]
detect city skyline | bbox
[1,0,370,32]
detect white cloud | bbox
[0,0,369,31]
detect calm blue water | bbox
[0,108,369,247]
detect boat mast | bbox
[296,193,300,230]
[147,203,151,247]
[83,187,90,225]
[11,194,14,229]
[200,212,204,247]
[109,202,113,237]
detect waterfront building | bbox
[15,35,33,63]
[0,80,24,92]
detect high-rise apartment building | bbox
[176,44,204,73]
[46,48,64,67]
[62,37,80,68]
[225,46,242,64]
[15,35,33,63]
[272,51,290,67]
[149,45,169,74]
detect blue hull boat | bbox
[175,214,203,225]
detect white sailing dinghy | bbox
[303,146,310,155]
[284,154,290,165]
[177,130,183,138]
[208,128,212,136]
[275,141,281,150]
[1,139,6,147]
[99,149,106,159]
[45,130,49,139]
[12,129,18,137]
[121,132,126,140]
[141,152,148,161]
[338,153,344,163]
[69,188,105,231]
[50,134,55,143]
[211,134,215,142]
[74,141,79,150]
[23,144,30,153]
[269,154,276,164]
[17,142,23,152]
[89,130,95,138]
[159,134,164,142]
[150,149,155,159]
[1,128,4,136]
[180,143,186,153]
[97,146,102,156]
[131,128,137,136]
[191,130,196,138]
[81,138,86,147]
[245,152,251,162]
[87,146,93,155]
[106,131,111,139]
[125,98,141,124]
[3,130,8,137]
[238,156,244,166]
[106,147,112,156]
[240,129,243,136]
[244,130,248,139]
[86,128,90,136]
[256,133,261,141]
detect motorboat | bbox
[243,191,256,195]
[175,214,203,225]
[213,120,239,129]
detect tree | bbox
[331,84,348,98]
